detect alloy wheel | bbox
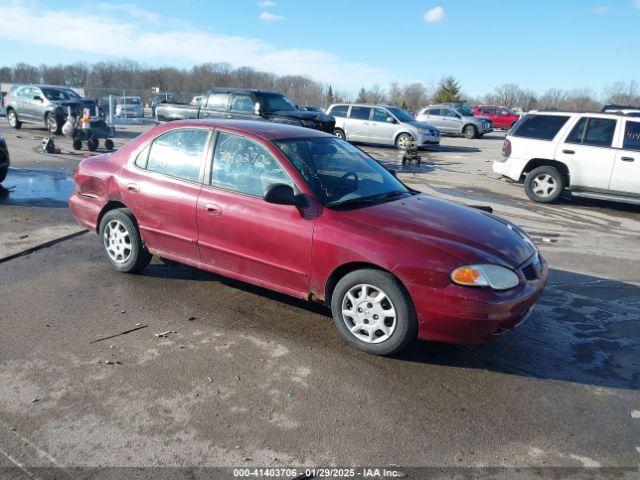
[532,174,557,198]
[341,284,397,344]
[8,111,16,127]
[103,219,132,264]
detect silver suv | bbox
[327,104,440,150]
[417,104,492,139]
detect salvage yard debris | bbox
[154,331,176,338]
[88,324,148,344]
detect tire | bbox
[7,110,22,129]
[463,124,478,139]
[88,138,99,152]
[98,209,152,273]
[331,269,417,356]
[104,139,114,151]
[524,166,566,203]
[46,114,62,134]
[395,133,413,151]
[72,138,82,150]
[334,129,346,140]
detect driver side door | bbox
[196,131,316,294]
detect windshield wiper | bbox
[327,190,409,208]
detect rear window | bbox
[511,114,570,140]
[329,105,348,117]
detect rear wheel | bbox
[463,124,477,139]
[72,138,82,150]
[87,138,99,152]
[524,166,566,203]
[331,269,417,356]
[7,110,22,129]
[99,209,151,273]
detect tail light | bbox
[502,138,512,157]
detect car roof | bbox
[528,111,628,119]
[163,119,332,141]
[207,87,283,96]
[329,103,397,109]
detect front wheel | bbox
[395,133,413,150]
[524,166,566,203]
[7,110,22,129]
[98,209,152,273]
[463,124,478,139]
[331,269,417,356]
[46,114,62,134]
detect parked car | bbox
[0,134,9,183]
[326,103,439,149]
[474,105,520,130]
[494,111,640,204]
[4,84,98,134]
[416,104,493,139]
[601,104,640,117]
[115,96,143,118]
[151,93,178,117]
[156,88,335,134]
[69,119,546,356]
[298,105,323,113]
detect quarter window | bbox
[349,107,371,120]
[206,93,230,110]
[330,105,348,117]
[211,132,294,197]
[566,117,616,147]
[146,129,209,182]
[623,121,640,151]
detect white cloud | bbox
[591,5,611,14]
[259,11,284,22]
[0,1,391,90]
[97,3,163,24]
[258,0,277,7]
[424,6,445,23]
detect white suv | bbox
[493,111,640,204]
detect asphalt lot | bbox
[0,121,639,473]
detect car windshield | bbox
[274,137,411,207]
[386,107,415,123]
[257,93,296,112]
[455,105,473,116]
[41,88,82,101]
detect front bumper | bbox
[417,132,440,145]
[410,254,548,344]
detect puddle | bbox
[0,168,75,208]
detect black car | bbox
[155,88,335,134]
[0,135,10,183]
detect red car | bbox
[474,105,520,130]
[70,120,547,356]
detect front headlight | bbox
[451,264,520,290]
[418,128,432,135]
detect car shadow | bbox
[0,168,74,208]
[143,261,640,390]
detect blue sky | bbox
[0,0,638,96]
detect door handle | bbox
[126,183,139,194]
[562,149,575,155]
[225,115,233,119]
[204,203,222,216]
[621,156,635,162]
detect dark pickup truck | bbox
[155,88,335,134]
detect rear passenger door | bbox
[609,119,640,195]
[556,116,618,190]
[346,106,372,142]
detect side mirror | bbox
[386,117,396,123]
[254,102,262,115]
[33,95,43,102]
[264,183,308,207]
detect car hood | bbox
[271,110,334,122]
[341,193,535,268]
[408,120,437,130]
[55,99,97,109]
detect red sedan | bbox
[70,120,547,355]
[474,105,521,130]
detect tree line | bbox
[0,60,638,112]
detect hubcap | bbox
[341,284,397,344]
[397,135,411,149]
[103,220,132,264]
[335,131,345,139]
[8,112,16,126]
[465,126,475,138]
[532,174,557,198]
[47,117,56,132]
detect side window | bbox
[566,118,588,144]
[373,108,391,122]
[623,121,640,151]
[427,108,441,116]
[329,105,348,117]
[443,109,457,118]
[211,132,294,197]
[134,144,151,169]
[582,118,616,147]
[511,115,570,140]
[349,107,372,120]
[206,93,229,110]
[146,129,209,182]
[230,94,255,113]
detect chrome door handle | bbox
[562,149,575,155]
[621,156,635,162]
[204,203,222,216]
